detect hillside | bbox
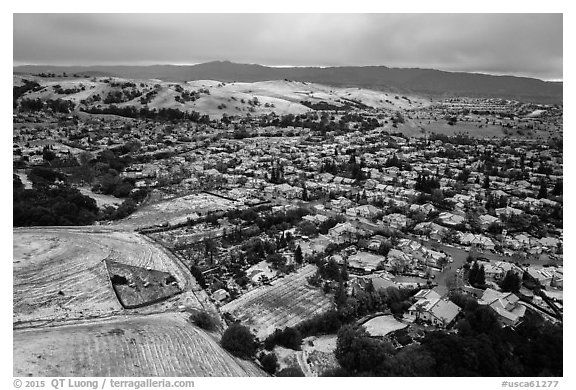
[13,227,266,377]
[14,312,266,377]
[13,227,207,323]
[14,61,563,104]
[13,74,429,119]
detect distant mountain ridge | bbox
[14,61,563,104]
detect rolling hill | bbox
[13,227,266,377]
[13,74,430,119]
[14,61,563,104]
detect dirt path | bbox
[296,350,314,377]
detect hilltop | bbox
[14,61,563,104]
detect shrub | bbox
[190,311,218,331]
[276,367,305,377]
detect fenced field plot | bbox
[221,264,334,339]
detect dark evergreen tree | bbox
[500,270,521,293]
[538,180,548,199]
[552,180,562,196]
[294,245,303,264]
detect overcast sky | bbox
[13,13,563,80]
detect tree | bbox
[431,188,444,205]
[537,180,548,199]
[264,327,302,350]
[190,265,207,288]
[302,185,309,201]
[468,261,485,287]
[335,325,394,373]
[294,245,303,264]
[298,220,318,237]
[112,181,134,198]
[267,253,287,270]
[203,238,217,265]
[392,111,405,124]
[259,352,278,374]
[500,270,521,293]
[552,180,562,196]
[442,229,459,245]
[377,241,391,256]
[14,181,99,226]
[221,323,257,359]
[42,146,56,162]
[380,344,436,376]
[437,256,449,271]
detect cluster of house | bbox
[14,105,562,334]
[423,97,562,133]
[403,286,530,328]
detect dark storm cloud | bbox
[13,13,562,80]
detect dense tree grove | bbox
[264,327,303,351]
[415,175,440,194]
[14,80,42,100]
[20,98,75,113]
[335,325,395,373]
[14,147,146,226]
[296,310,342,338]
[13,174,99,226]
[82,105,211,123]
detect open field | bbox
[361,315,407,337]
[221,264,334,339]
[77,187,123,208]
[302,335,340,376]
[390,119,552,140]
[274,335,340,377]
[13,227,201,323]
[115,193,242,229]
[14,312,266,377]
[15,171,32,189]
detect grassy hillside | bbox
[14,312,266,377]
[14,74,430,119]
[13,62,563,104]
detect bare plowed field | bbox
[13,312,266,377]
[221,265,334,339]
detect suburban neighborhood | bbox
[12,12,563,380]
